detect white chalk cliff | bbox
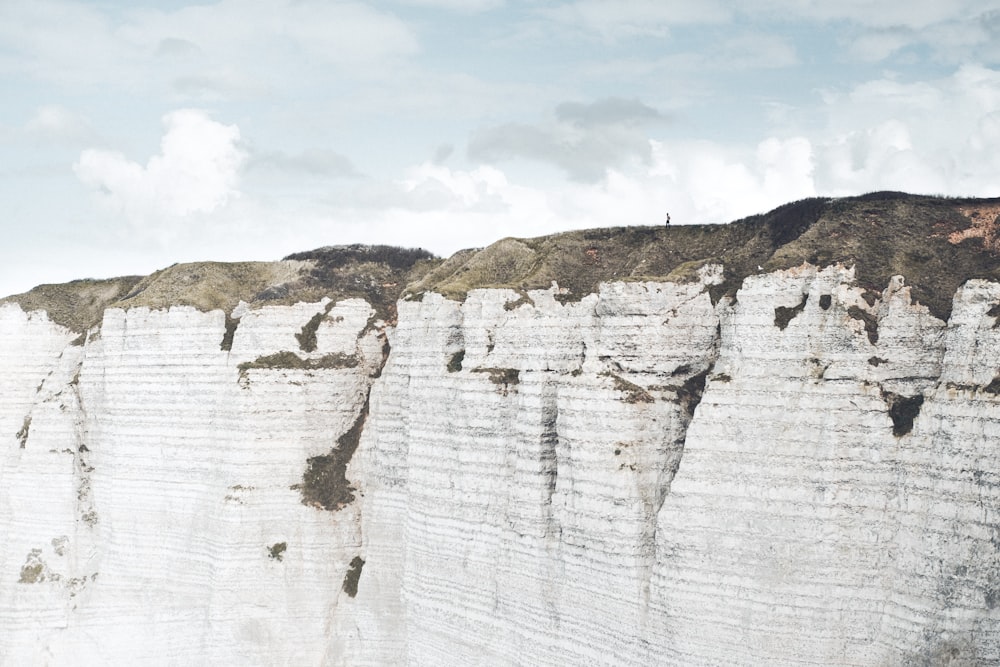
[2,194,1000,665]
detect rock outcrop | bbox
[1,193,1000,665]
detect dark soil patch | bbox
[293,398,369,511]
[342,556,365,597]
[848,306,880,344]
[774,294,808,330]
[237,351,358,377]
[220,314,240,351]
[882,390,925,436]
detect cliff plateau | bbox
[2,193,1000,665]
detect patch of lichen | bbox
[1,276,143,332]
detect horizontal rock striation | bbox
[0,298,384,665]
[2,193,1000,665]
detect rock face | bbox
[2,194,1000,665]
[0,299,383,665]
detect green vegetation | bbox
[447,350,465,373]
[406,193,1000,321]
[1,276,142,332]
[295,308,329,352]
[774,294,808,330]
[15,416,30,448]
[503,291,535,310]
[406,197,830,305]
[117,261,303,314]
[2,244,436,332]
[237,351,359,377]
[342,556,365,597]
[294,397,369,511]
[267,542,287,561]
[7,194,1000,328]
[283,244,436,322]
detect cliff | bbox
[2,193,1000,665]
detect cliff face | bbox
[2,194,1000,665]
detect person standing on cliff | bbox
[665,212,671,226]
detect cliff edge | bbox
[1,192,999,666]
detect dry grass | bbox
[406,197,830,305]
[118,260,308,313]
[1,276,143,332]
[7,194,1000,330]
[3,244,437,331]
[409,193,1000,321]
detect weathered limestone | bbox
[1,264,999,666]
[0,300,382,665]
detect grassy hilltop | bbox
[5,192,1000,331]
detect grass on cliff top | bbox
[406,197,829,304]
[1,276,143,332]
[765,193,1000,321]
[281,244,437,322]
[116,260,309,314]
[5,244,438,332]
[8,193,1000,329]
[407,192,1000,321]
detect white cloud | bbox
[540,0,731,40]
[743,0,1000,30]
[393,0,505,11]
[0,0,127,86]
[810,64,1000,195]
[468,97,668,182]
[24,105,100,146]
[74,109,246,226]
[0,0,419,91]
[247,149,359,178]
[120,0,418,68]
[845,29,914,62]
[338,135,818,257]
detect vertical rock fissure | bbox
[68,358,99,530]
[539,380,560,538]
[639,312,723,614]
[220,314,240,351]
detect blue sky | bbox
[2,0,1000,297]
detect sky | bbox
[3,0,1000,297]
